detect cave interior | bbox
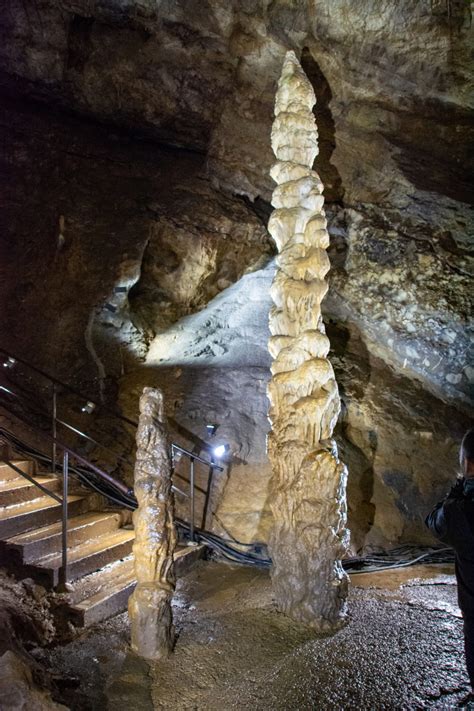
[0,0,473,708]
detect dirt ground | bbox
[35,561,471,710]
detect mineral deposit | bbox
[128,387,176,659]
[267,52,349,631]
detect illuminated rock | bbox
[128,387,177,659]
[267,51,349,631]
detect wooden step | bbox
[27,528,135,588]
[0,495,89,539]
[0,475,61,507]
[5,510,123,563]
[0,460,36,483]
[68,556,136,627]
[68,545,206,628]
[173,544,207,576]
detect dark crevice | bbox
[300,47,344,203]
[235,194,273,231]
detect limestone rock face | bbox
[267,52,349,631]
[128,387,176,660]
[0,651,67,711]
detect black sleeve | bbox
[425,479,465,543]
[425,501,448,541]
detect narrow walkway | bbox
[38,561,469,710]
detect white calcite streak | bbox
[128,387,177,658]
[267,51,349,631]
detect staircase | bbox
[0,457,205,628]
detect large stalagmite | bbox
[267,51,349,630]
[128,387,177,658]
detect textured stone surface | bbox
[266,52,348,630]
[128,387,176,660]
[0,650,67,711]
[0,95,272,399]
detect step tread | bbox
[0,460,34,470]
[70,545,205,613]
[0,475,59,492]
[0,460,35,481]
[70,557,136,610]
[5,511,119,546]
[0,494,84,521]
[68,555,135,606]
[34,528,135,570]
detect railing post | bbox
[201,463,214,530]
[58,450,68,591]
[189,456,195,542]
[51,383,57,471]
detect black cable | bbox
[1,426,455,573]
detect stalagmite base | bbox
[267,51,349,631]
[128,387,177,659]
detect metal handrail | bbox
[1,347,227,538]
[56,417,134,468]
[0,346,217,456]
[0,385,222,490]
[0,346,137,427]
[0,401,133,498]
[0,459,62,504]
[0,387,226,587]
[1,348,227,520]
[1,448,71,591]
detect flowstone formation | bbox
[128,387,176,659]
[267,51,349,631]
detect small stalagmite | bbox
[267,50,350,631]
[129,387,177,659]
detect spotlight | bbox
[81,401,96,414]
[213,443,230,459]
[206,424,217,437]
[2,357,16,369]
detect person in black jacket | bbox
[426,428,474,701]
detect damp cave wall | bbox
[0,0,472,552]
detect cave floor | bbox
[37,560,471,710]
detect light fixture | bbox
[2,357,16,369]
[213,443,230,459]
[81,401,96,414]
[206,424,217,437]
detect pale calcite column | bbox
[267,50,350,631]
[129,387,177,659]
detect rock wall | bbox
[0,0,472,551]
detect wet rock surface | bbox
[35,561,471,710]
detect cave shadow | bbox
[300,48,350,284]
[326,320,377,552]
[300,47,344,204]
